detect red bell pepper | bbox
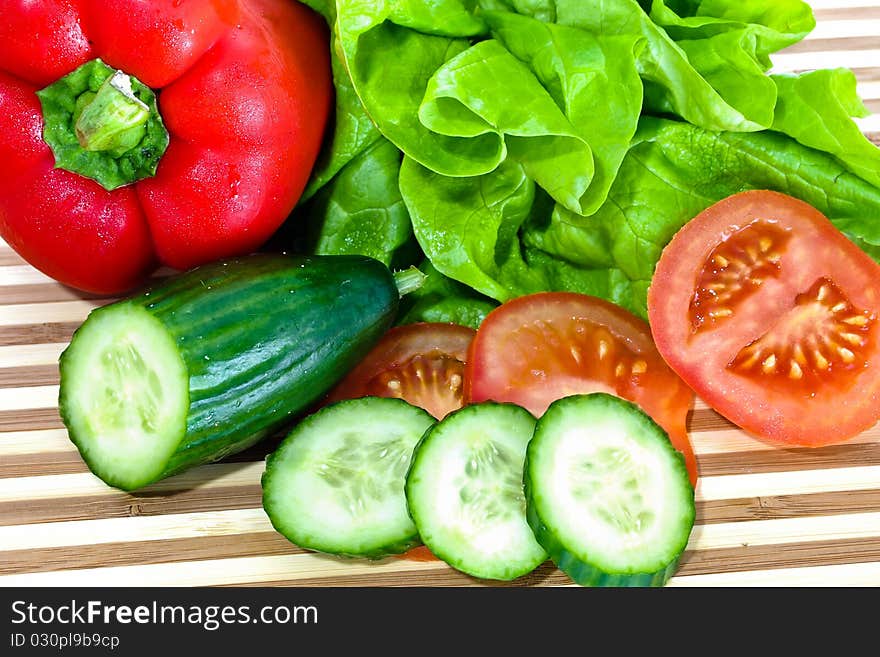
[0,0,332,294]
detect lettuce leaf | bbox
[555,0,812,132]
[419,38,596,214]
[300,46,383,201]
[400,155,549,301]
[772,69,880,189]
[530,119,880,317]
[294,138,417,268]
[484,12,645,215]
[649,0,815,65]
[332,0,827,220]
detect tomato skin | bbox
[0,0,332,292]
[465,292,698,485]
[648,190,880,446]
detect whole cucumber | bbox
[59,253,408,491]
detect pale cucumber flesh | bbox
[59,302,189,491]
[262,397,435,558]
[406,402,548,581]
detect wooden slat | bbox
[0,407,63,432]
[0,250,25,266]
[4,505,880,561]
[0,283,109,306]
[0,342,67,368]
[809,19,880,40]
[0,322,81,347]
[0,553,450,587]
[696,440,880,477]
[6,537,880,587]
[8,526,880,579]
[689,426,878,455]
[0,265,173,288]
[773,49,880,71]
[698,466,880,500]
[0,385,59,411]
[697,489,880,524]
[0,300,108,327]
[786,36,880,54]
[688,511,880,550]
[861,81,880,98]
[807,0,880,7]
[0,508,275,553]
[0,486,265,528]
[0,461,266,504]
[0,428,73,457]
[810,0,880,10]
[0,365,59,389]
[0,265,59,287]
[0,532,296,576]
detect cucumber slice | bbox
[59,302,189,491]
[262,397,435,558]
[525,393,695,587]
[405,402,548,581]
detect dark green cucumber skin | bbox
[524,393,695,588]
[524,494,681,588]
[60,253,399,489]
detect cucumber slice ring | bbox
[525,393,695,587]
[406,402,548,581]
[262,397,435,559]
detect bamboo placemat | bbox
[1,0,879,587]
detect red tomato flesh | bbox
[464,292,698,485]
[648,190,880,446]
[325,323,474,420]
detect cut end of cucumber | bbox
[59,302,189,491]
[526,393,695,587]
[262,397,435,559]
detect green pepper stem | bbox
[392,267,427,298]
[74,70,150,153]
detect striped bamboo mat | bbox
[1,1,880,587]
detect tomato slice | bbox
[464,292,698,485]
[324,322,476,563]
[648,190,880,446]
[325,322,474,420]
